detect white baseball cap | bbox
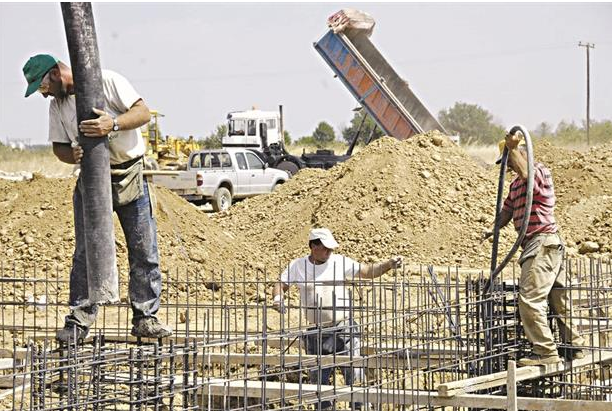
[309,228,339,249]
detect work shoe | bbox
[131,317,172,338]
[56,323,89,344]
[517,353,562,367]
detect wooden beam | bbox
[438,351,612,397]
[199,379,612,410]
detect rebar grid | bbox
[0,259,610,410]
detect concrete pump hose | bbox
[486,125,534,294]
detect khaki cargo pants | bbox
[518,233,585,356]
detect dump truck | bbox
[221,10,446,177]
[313,9,446,140]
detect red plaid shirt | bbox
[502,163,558,238]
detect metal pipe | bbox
[61,2,118,305]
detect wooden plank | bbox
[258,337,469,357]
[201,352,414,369]
[200,379,612,410]
[507,360,518,411]
[438,351,612,397]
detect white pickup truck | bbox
[150,148,289,211]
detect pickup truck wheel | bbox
[212,187,232,212]
[276,161,300,177]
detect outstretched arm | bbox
[357,257,403,279]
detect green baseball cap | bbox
[23,54,59,97]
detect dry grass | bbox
[0,145,74,177]
[463,144,499,165]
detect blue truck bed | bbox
[314,29,446,140]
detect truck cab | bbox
[223,109,282,150]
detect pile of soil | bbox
[1,133,610,294]
[0,177,263,290]
[535,140,612,254]
[214,132,514,268]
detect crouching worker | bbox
[273,228,402,410]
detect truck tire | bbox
[276,161,300,177]
[212,187,232,212]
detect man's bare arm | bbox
[52,142,77,164]
[508,148,528,180]
[357,257,403,279]
[79,99,151,137]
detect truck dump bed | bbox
[314,10,445,139]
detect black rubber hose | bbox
[61,3,118,304]
[485,125,534,294]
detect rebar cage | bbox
[0,258,610,410]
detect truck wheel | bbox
[276,161,300,177]
[212,187,232,212]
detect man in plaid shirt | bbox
[490,132,585,366]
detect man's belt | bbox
[110,156,143,170]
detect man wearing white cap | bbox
[273,227,402,409]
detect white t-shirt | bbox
[280,254,361,325]
[48,69,146,165]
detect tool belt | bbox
[304,320,360,355]
[110,156,144,208]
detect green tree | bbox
[283,130,292,146]
[295,135,316,146]
[533,122,553,138]
[312,121,336,147]
[554,121,583,144]
[589,120,612,145]
[199,124,226,149]
[341,110,383,145]
[438,102,504,145]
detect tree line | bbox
[197,102,611,149]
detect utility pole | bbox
[578,42,595,146]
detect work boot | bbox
[56,323,89,344]
[131,317,172,338]
[517,353,561,367]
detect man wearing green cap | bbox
[23,54,172,342]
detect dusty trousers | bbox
[518,233,585,356]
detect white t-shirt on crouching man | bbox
[280,254,361,325]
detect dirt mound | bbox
[535,140,612,206]
[539,141,612,255]
[0,178,261,281]
[215,132,513,268]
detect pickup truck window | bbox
[236,153,248,170]
[229,119,246,136]
[246,152,264,170]
[191,154,202,168]
[247,120,257,136]
[191,152,232,169]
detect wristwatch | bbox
[112,117,120,132]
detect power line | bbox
[578,41,595,146]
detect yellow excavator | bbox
[141,110,201,170]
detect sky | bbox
[1,2,611,146]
